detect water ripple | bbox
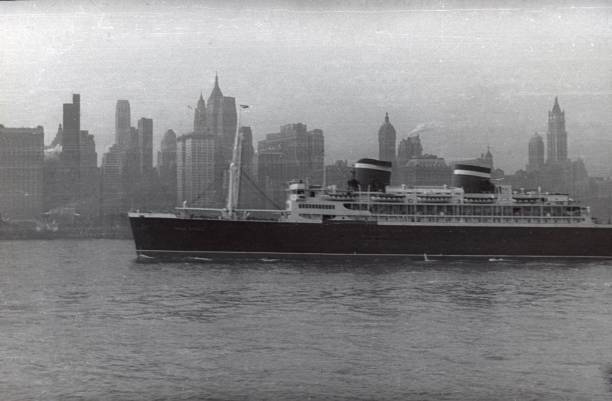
[1,240,612,400]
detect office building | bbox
[61,94,81,193]
[100,144,125,218]
[325,160,352,189]
[378,112,396,164]
[547,97,568,163]
[399,156,452,187]
[257,123,324,208]
[236,126,256,209]
[157,129,177,208]
[206,74,237,164]
[193,94,207,135]
[397,135,423,167]
[137,117,153,176]
[176,133,219,207]
[0,125,44,220]
[78,129,100,217]
[174,75,237,208]
[43,94,99,217]
[527,132,545,172]
[115,100,131,149]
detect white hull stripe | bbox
[354,162,392,172]
[135,249,612,259]
[453,169,491,179]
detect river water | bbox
[1,240,612,400]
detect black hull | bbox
[128,216,612,259]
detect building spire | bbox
[384,112,389,123]
[208,72,223,101]
[552,96,561,113]
[197,91,205,109]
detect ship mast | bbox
[226,105,249,218]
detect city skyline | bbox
[1,1,611,175]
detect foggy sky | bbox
[1,0,611,175]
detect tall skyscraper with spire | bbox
[206,74,237,163]
[546,97,568,163]
[481,146,493,168]
[513,96,587,198]
[206,74,224,134]
[193,93,207,134]
[177,74,238,207]
[378,112,396,164]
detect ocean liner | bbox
[129,130,612,259]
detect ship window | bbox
[299,203,335,210]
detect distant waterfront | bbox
[1,240,611,400]
[0,225,132,240]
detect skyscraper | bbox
[206,74,237,164]
[175,74,238,207]
[378,112,396,164]
[480,146,493,168]
[325,160,352,189]
[78,129,100,217]
[176,133,219,206]
[397,135,423,167]
[237,126,256,209]
[546,97,568,163]
[206,74,224,136]
[137,117,153,175]
[123,126,141,204]
[115,100,131,149]
[101,144,125,218]
[257,123,325,208]
[0,125,44,220]
[158,129,177,170]
[61,94,81,176]
[193,93,207,134]
[221,96,237,161]
[54,93,99,212]
[527,132,545,172]
[400,156,452,187]
[157,129,177,208]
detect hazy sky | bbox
[1,0,611,175]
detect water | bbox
[1,240,612,400]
